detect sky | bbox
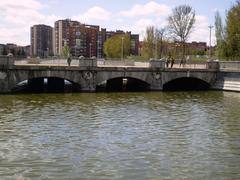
[0,0,236,46]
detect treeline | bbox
[104,5,196,60]
[215,1,240,60]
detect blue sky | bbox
[0,0,235,46]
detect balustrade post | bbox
[206,60,219,70]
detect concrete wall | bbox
[212,72,240,92]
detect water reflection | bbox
[0,91,240,179]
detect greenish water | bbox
[0,91,240,179]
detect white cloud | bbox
[0,0,214,46]
[0,0,44,10]
[0,0,61,45]
[72,6,111,23]
[212,8,225,13]
[189,15,215,45]
[120,1,171,17]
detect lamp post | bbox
[208,25,214,59]
[155,38,158,59]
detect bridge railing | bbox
[97,60,149,67]
[219,61,240,71]
[13,57,240,71]
[170,60,207,69]
[0,55,14,68]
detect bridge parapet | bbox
[219,61,240,71]
[0,55,14,68]
[206,61,220,70]
[78,57,97,67]
[149,59,165,69]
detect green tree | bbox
[62,45,70,58]
[215,11,226,58]
[142,26,169,59]
[142,26,155,59]
[168,5,195,60]
[225,1,240,59]
[103,34,130,59]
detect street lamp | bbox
[208,25,214,59]
[121,37,124,61]
[155,38,158,59]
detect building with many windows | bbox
[30,24,53,57]
[54,19,100,58]
[30,19,140,58]
[130,34,139,56]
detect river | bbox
[0,91,240,179]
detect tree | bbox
[62,45,70,58]
[2,46,7,55]
[17,49,21,56]
[142,26,155,59]
[168,5,195,60]
[103,34,130,59]
[215,11,226,58]
[21,49,26,56]
[10,48,16,56]
[156,28,167,59]
[225,1,240,59]
[142,26,169,59]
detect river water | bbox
[0,91,240,179]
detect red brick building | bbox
[53,19,139,58]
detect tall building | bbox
[30,24,53,57]
[0,44,6,55]
[54,19,100,58]
[97,28,107,58]
[130,34,139,56]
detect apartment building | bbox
[31,19,140,58]
[30,24,53,57]
[54,19,100,57]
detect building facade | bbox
[130,34,139,56]
[30,25,53,57]
[0,44,5,55]
[54,19,101,58]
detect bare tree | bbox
[143,26,168,59]
[155,28,166,59]
[168,5,195,62]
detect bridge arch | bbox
[163,77,210,91]
[12,76,82,93]
[97,76,150,92]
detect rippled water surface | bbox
[0,91,240,179]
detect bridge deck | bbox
[14,59,207,69]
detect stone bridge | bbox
[0,56,240,93]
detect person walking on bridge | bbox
[170,56,175,68]
[67,55,72,66]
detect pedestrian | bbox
[67,55,72,66]
[166,54,171,68]
[166,58,170,68]
[170,57,175,68]
[179,58,186,67]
